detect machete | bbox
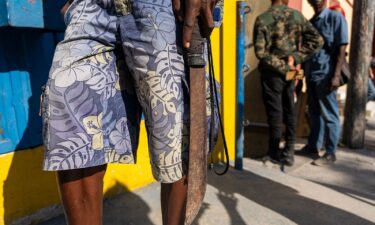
[184,20,208,225]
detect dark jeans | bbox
[261,71,295,159]
[307,79,340,154]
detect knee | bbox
[170,175,188,188]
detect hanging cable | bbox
[207,38,230,176]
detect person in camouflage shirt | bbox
[253,0,323,166]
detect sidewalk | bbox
[37,119,375,225]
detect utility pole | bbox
[343,0,375,148]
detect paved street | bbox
[33,119,375,225]
[38,144,375,225]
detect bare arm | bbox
[330,12,349,90]
[330,45,347,90]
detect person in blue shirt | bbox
[368,58,375,102]
[300,0,348,166]
[330,5,375,103]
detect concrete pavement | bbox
[35,119,375,225]
[37,143,375,225]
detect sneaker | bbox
[312,153,336,166]
[296,145,319,159]
[281,157,294,166]
[281,148,294,167]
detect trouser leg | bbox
[118,1,189,224]
[282,80,295,161]
[318,89,340,154]
[261,73,284,159]
[307,81,325,150]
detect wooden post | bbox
[343,0,375,148]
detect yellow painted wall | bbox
[0,122,155,225]
[211,0,237,161]
[0,1,237,224]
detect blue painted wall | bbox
[43,0,67,30]
[0,0,65,154]
[0,0,7,27]
[0,0,66,30]
[0,28,65,154]
[0,0,44,28]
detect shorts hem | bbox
[152,162,187,184]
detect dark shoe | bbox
[296,145,319,159]
[281,148,294,167]
[312,153,336,166]
[261,155,280,164]
[281,157,294,166]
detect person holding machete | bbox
[40,0,221,225]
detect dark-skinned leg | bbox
[161,182,171,225]
[57,164,107,225]
[161,175,188,225]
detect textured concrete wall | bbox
[243,0,271,158]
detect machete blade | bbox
[183,19,208,225]
[185,66,207,225]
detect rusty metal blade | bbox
[185,67,207,225]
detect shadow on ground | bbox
[204,167,374,225]
[292,148,375,208]
[308,181,375,207]
[39,182,154,225]
[37,163,375,225]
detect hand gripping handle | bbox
[186,20,206,67]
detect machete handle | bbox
[186,19,206,68]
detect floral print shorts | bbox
[41,0,217,183]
